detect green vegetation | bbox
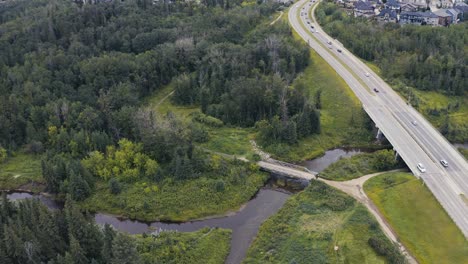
[148,84,255,159]
[408,89,468,143]
[320,149,403,181]
[1,195,231,264]
[1,195,141,263]
[261,49,375,162]
[459,148,468,159]
[0,153,43,191]
[244,181,404,263]
[136,227,231,264]
[1,0,285,223]
[316,2,468,143]
[364,172,468,263]
[81,156,267,222]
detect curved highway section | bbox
[289,0,468,237]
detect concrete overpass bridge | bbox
[290,0,468,237]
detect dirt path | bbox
[270,11,284,26]
[155,90,174,108]
[319,170,418,264]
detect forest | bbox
[0,0,319,206]
[0,0,313,262]
[0,194,231,263]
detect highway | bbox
[289,0,468,237]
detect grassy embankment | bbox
[81,160,267,222]
[364,172,468,263]
[319,149,404,181]
[370,64,468,144]
[260,13,375,162]
[0,153,44,192]
[459,148,468,159]
[244,180,403,263]
[135,227,231,264]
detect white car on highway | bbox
[440,159,449,167]
[417,163,426,173]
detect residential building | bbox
[399,0,428,10]
[401,3,419,12]
[446,8,460,23]
[377,8,398,22]
[384,0,401,10]
[354,1,375,17]
[434,9,452,25]
[399,11,439,25]
[454,3,468,21]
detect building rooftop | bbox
[354,1,374,10]
[378,8,398,18]
[401,11,438,18]
[434,9,452,17]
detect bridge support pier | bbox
[394,150,400,161]
[376,128,383,140]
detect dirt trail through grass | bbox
[319,170,417,263]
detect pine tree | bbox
[68,170,90,201]
[101,224,116,263]
[111,233,141,264]
[69,235,88,264]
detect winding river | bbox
[6,147,369,264]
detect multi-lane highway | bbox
[289,0,468,237]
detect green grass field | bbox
[135,227,231,264]
[364,172,468,264]
[244,180,401,263]
[0,153,44,191]
[147,85,256,159]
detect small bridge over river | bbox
[258,160,317,181]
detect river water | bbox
[301,147,372,172]
[7,186,290,264]
[6,147,368,264]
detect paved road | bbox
[289,0,468,237]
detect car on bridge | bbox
[417,163,426,173]
[440,159,449,167]
[373,88,379,93]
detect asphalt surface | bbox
[289,0,468,237]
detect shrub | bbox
[368,236,406,264]
[109,178,122,195]
[190,112,224,127]
[0,146,6,163]
[214,179,225,192]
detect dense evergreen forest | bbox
[316,2,467,96]
[0,0,317,262]
[0,194,231,263]
[0,0,319,204]
[0,194,142,264]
